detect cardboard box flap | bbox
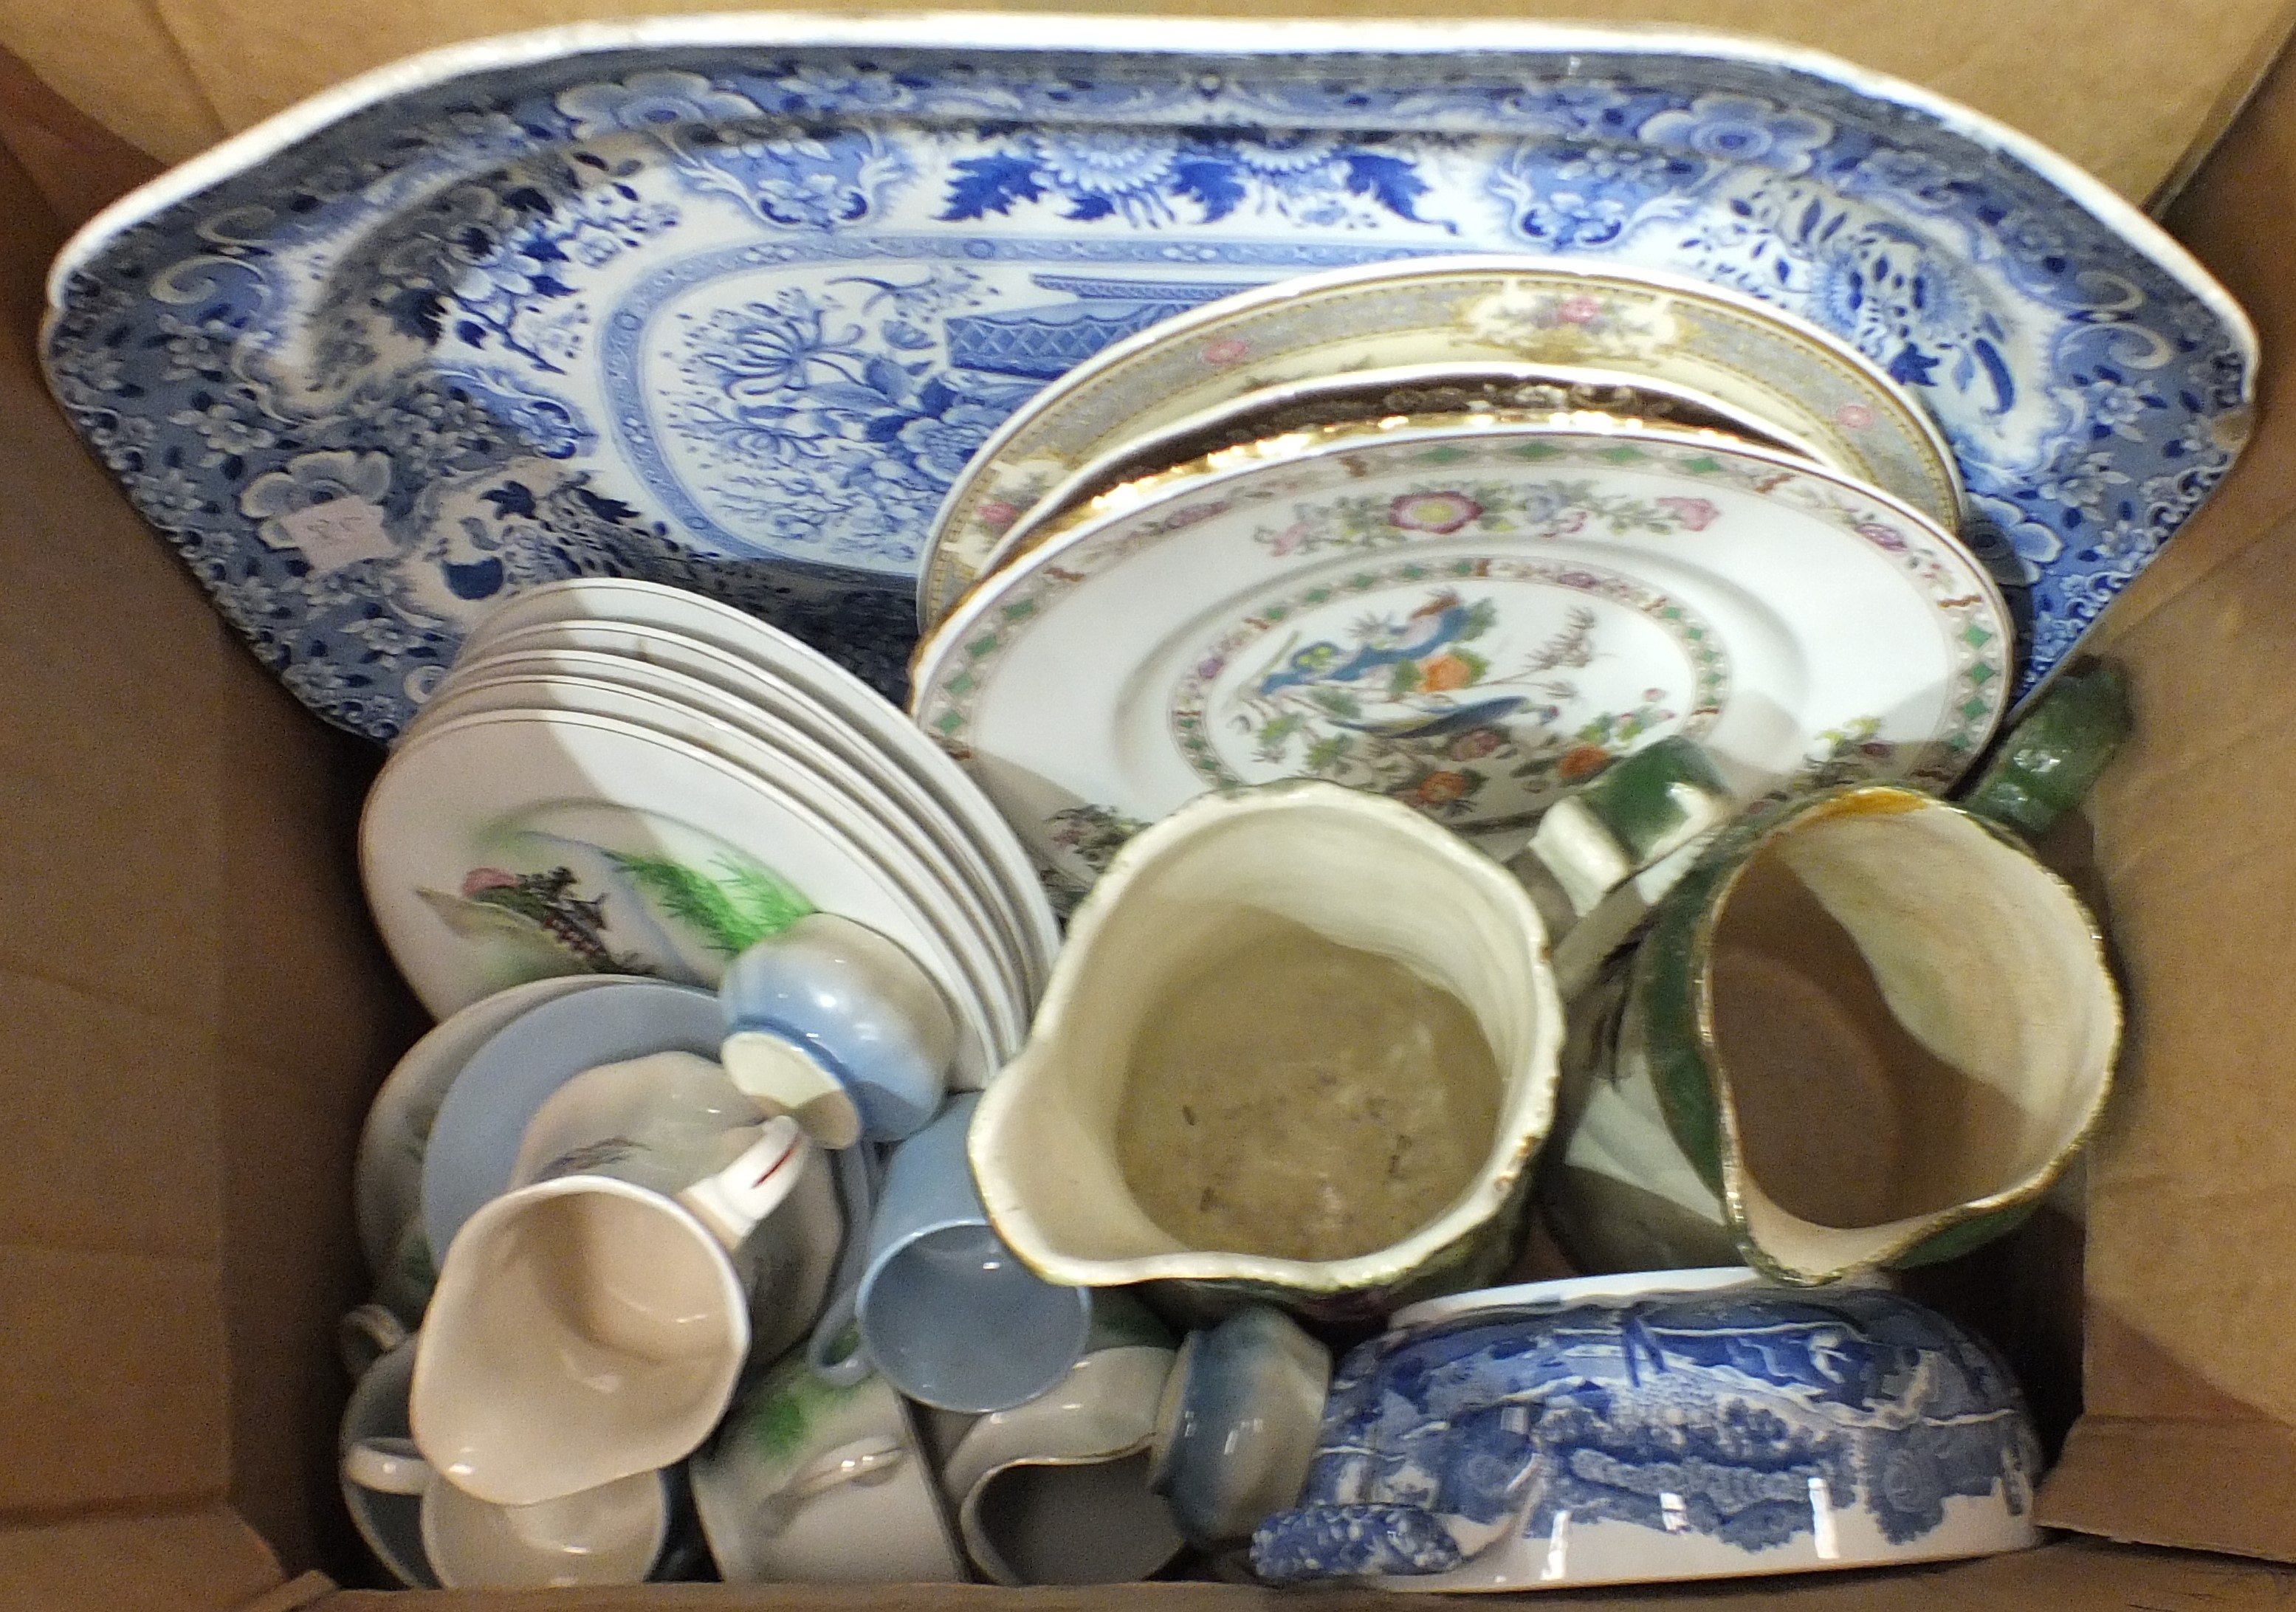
[2035,28,2296,1566]
[0,1508,281,1612]
[0,65,421,1577]
[0,0,2292,202]
[297,1540,2296,1611]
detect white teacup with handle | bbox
[413,1053,842,1506]
[343,1436,668,1589]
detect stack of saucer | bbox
[360,576,1055,1086]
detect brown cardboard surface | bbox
[2029,24,2296,1565]
[0,0,2290,202]
[304,1540,2296,1611]
[7,1,2296,1605]
[0,1509,283,1612]
[0,50,410,1602]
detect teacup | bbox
[1541,782,2120,1284]
[969,779,1578,1320]
[690,1348,965,1583]
[719,914,959,1148]
[413,1081,839,1505]
[343,1437,669,1590]
[1251,1273,2043,1590]
[941,1341,1186,1585]
[817,1092,1093,1413]
[337,1337,437,1588]
[1147,1305,1331,1549]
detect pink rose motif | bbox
[1448,727,1505,760]
[1264,520,1311,556]
[1855,520,1909,552]
[1388,492,1484,534]
[1655,496,1719,531]
[1835,403,1876,430]
[1557,294,1604,325]
[978,500,1022,532]
[461,868,518,898]
[1203,337,1251,365]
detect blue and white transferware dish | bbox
[1251,1272,2042,1590]
[44,16,2250,738]
[1148,1305,1333,1548]
[912,419,2009,893]
[925,254,1962,622]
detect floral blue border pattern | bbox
[45,42,2249,739]
[1251,1286,2041,1584]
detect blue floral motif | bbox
[43,33,2252,740]
[1252,1286,2042,1586]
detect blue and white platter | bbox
[44,14,2254,739]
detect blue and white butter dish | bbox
[1250,1270,2042,1591]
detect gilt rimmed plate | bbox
[441,587,1057,975]
[46,15,2248,737]
[977,359,1817,584]
[360,707,1006,1084]
[416,644,1046,993]
[912,422,2009,895]
[402,672,1029,1036]
[926,255,1965,625]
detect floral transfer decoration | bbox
[1172,561,1725,833]
[45,30,2249,740]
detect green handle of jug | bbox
[1506,735,1737,946]
[1959,661,2131,839]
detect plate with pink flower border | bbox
[910,416,2009,899]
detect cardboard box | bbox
[10,10,2296,1609]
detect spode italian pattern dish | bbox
[911,421,2009,898]
[44,14,2250,738]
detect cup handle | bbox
[676,1116,812,1251]
[337,1302,410,1381]
[1960,661,2130,839]
[788,1435,907,1501]
[1508,737,1736,978]
[344,1437,433,1497]
[806,1143,880,1387]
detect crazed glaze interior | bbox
[1707,798,2119,1278]
[971,782,1559,1291]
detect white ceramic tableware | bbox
[344,1437,670,1589]
[922,253,1964,621]
[970,780,1560,1320]
[449,576,1057,978]
[827,1092,1093,1413]
[413,1112,832,1505]
[354,972,622,1288]
[692,1349,966,1584]
[914,421,2009,895]
[720,916,958,1147]
[360,708,1003,1083]
[976,359,1820,585]
[1147,1306,1331,1548]
[337,1338,438,1588]
[419,979,724,1258]
[385,672,1028,1040]
[941,1345,1186,1585]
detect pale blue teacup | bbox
[811,1094,1091,1413]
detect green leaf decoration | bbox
[1388,659,1423,697]
[1304,733,1355,771]
[1461,598,1500,639]
[607,851,814,957]
[1309,689,1364,719]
